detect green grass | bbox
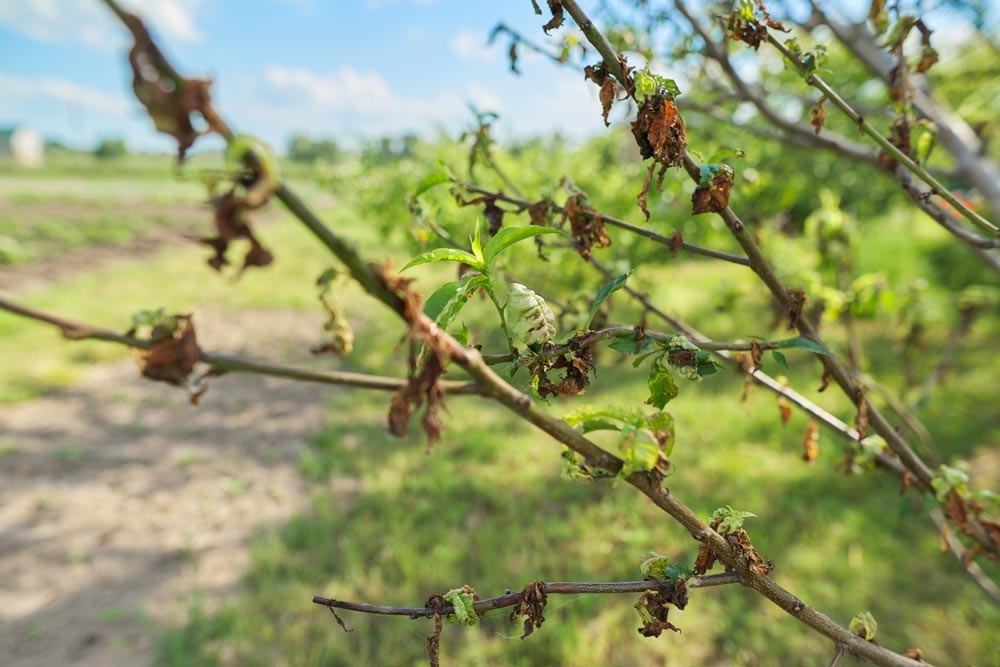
[2,153,999,666]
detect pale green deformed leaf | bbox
[443,588,479,626]
[506,282,556,346]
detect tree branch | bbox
[456,181,751,267]
[313,573,740,619]
[0,296,484,396]
[561,0,1000,564]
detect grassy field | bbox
[2,153,998,666]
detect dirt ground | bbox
[0,305,334,666]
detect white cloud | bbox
[0,0,203,48]
[256,64,472,135]
[0,73,130,115]
[449,27,496,62]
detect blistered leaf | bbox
[506,283,556,347]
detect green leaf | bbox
[711,505,757,535]
[443,588,479,626]
[632,69,682,101]
[706,148,745,164]
[587,270,633,327]
[413,171,451,198]
[646,359,678,410]
[423,281,463,321]
[483,226,562,269]
[664,563,692,583]
[422,275,487,331]
[771,350,789,370]
[471,223,484,264]
[401,248,482,272]
[453,321,470,347]
[776,336,827,355]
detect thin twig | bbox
[767,33,999,239]
[313,573,740,619]
[457,181,751,267]
[481,326,804,365]
[0,296,484,395]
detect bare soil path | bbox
[0,306,332,666]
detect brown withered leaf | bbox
[818,364,832,392]
[528,199,551,227]
[904,648,928,664]
[542,0,564,34]
[942,489,971,529]
[802,420,819,463]
[509,580,547,639]
[692,169,735,215]
[122,12,215,160]
[981,521,1000,552]
[632,95,686,168]
[533,336,596,399]
[132,315,201,386]
[879,116,912,169]
[388,350,447,450]
[693,543,716,575]
[777,395,792,425]
[785,289,807,330]
[729,528,774,577]
[202,191,274,273]
[810,94,828,135]
[584,64,618,127]
[634,589,681,638]
[726,8,768,49]
[453,192,505,236]
[562,193,610,259]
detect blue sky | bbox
[0,0,613,153]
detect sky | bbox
[0,0,608,153]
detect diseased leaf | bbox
[506,283,556,347]
[587,270,633,326]
[443,586,480,626]
[401,248,483,272]
[849,611,878,641]
[483,226,562,269]
[646,358,678,409]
